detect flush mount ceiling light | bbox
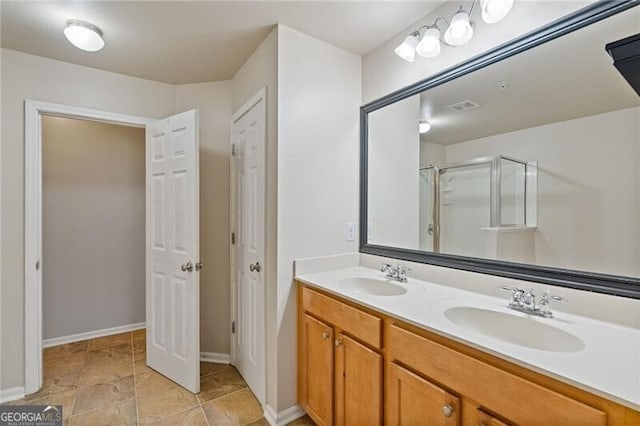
[419,119,432,133]
[394,0,515,62]
[64,20,104,52]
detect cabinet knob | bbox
[442,404,454,417]
[321,332,330,340]
[334,339,343,347]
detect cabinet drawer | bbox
[301,286,381,349]
[389,325,606,426]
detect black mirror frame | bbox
[360,0,640,299]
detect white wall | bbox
[0,48,176,391]
[175,81,232,355]
[368,95,420,248]
[1,48,235,392]
[445,107,640,277]
[277,25,361,411]
[231,27,280,410]
[420,140,445,168]
[42,117,146,339]
[362,1,592,103]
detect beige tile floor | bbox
[5,330,314,426]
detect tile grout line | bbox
[197,393,210,426]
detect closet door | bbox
[146,109,201,393]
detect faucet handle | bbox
[380,263,392,272]
[499,285,522,293]
[541,290,567,303]
[499,285,524,305]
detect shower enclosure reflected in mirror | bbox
[361,1,640,297]
[419,155,535,262]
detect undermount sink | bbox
[444,306,585,353]
[338,277,407,296]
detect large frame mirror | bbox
[360,0,640,298]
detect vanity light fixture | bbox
[444,9,474,46]
[416,27,442,58]
[394,0,514,62]
[64,20,105,52]
[394,32,420,62]
[480,0,515,24]
[419,119,432,133]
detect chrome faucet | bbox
[499,286,567,318]
[381,263,409,283]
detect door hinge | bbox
[231,232,236,245]
[231,321,236,334]
[231,143,236,156]
[35,260,40,271]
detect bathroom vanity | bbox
[295,265,640,426]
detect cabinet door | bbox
[387,362,460,426]
[300,314,334,426]
[477,409,510,426]
[335,333,383,426]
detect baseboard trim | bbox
[199,352,230,364]
[42,322,146,348]
[0,386,25,404]
[264,404,305,426]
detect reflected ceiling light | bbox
[64,20,104,52]
[394,32,420,62]
[394,0,515,62]
[419,119,432,133]
[416,27,441,58]
[481,0,514,23]
[444,9,474,46]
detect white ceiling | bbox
[419,5,640,145]
[1,1,443,84]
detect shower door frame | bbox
[421,155,528,253]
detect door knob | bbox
[321,331,330,340]
[195,261,203,271]
[334,339,343,347]
[442,404,454,417]
[181,261,193,272]
[249,262,262,272]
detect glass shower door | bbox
[439,163,492,257]
[419,168,436,252]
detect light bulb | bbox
[394,33,419,62]
[64,20,104,52]
[481,0,514,23]
[416,27,441,58]
[444,11,474,46]
[419,120,432,134]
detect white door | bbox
[146,109,200,393]
[232,95,266,404]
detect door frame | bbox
[24,100,154,395]
[229,87,267,403]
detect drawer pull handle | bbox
[321,332,330,340]
[442,404,454,417]
[335,339,343,347]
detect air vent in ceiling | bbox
[446,99,480,113]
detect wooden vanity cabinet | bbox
[298,286,383,426]
[476,409,510,426]
[335,333,383,426]
[300,314,334,426]
[297,282,640,426]
[386,362,460,426]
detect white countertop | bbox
[296,266,640,411]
